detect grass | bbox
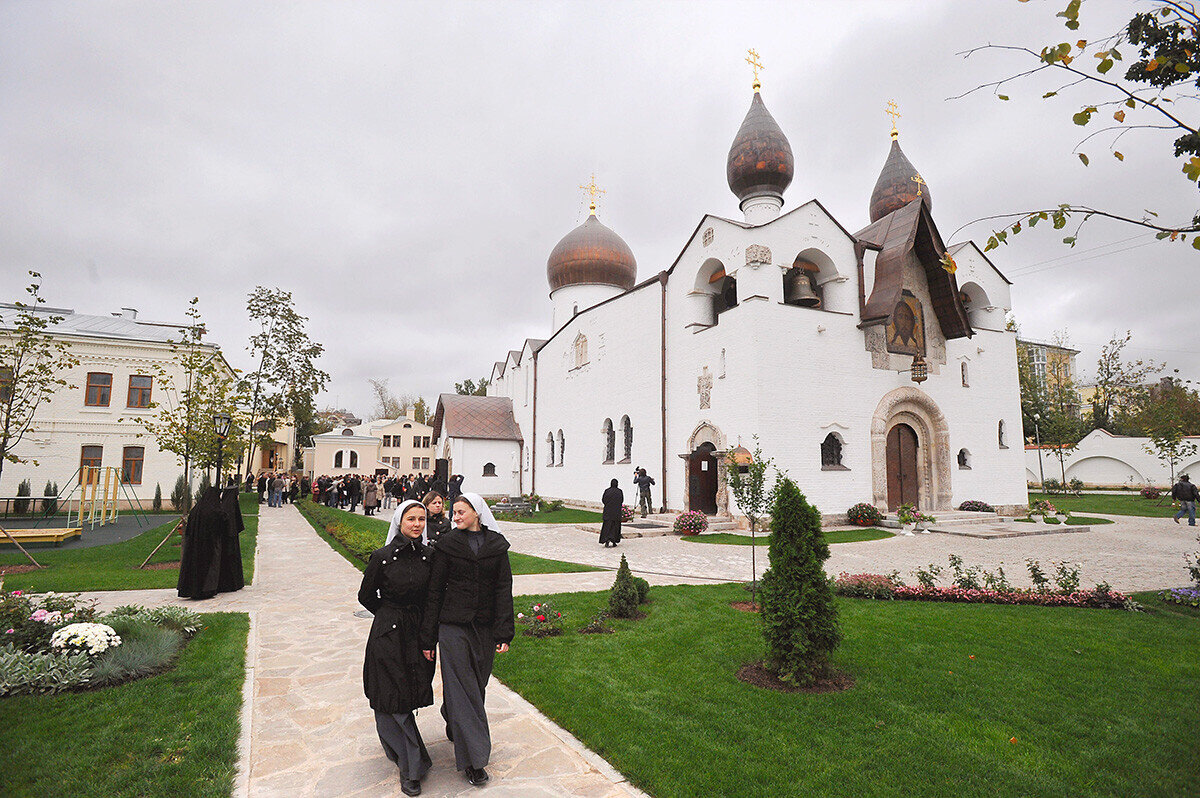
[0,493,258,592]
[295,499,602,575]
[1028,491,1179,518]
[682,528,894,546]
[496,507,604,524]
[1132,589,1200,620]
[493,583,1200,798]
[0,612,248,798]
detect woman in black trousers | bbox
[358,500,437,797]
[420,492,514,787]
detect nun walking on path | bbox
[600,479,623,547]
[421,492,514,787]
[357,500,437,796]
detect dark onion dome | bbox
[546,213,638,293]
[869,137,931,222]
[726,91,794,204]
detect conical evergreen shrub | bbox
[608,554,640,618]
[759,477,840,685]
[193,472,211,507]
[43,480,58,516]
[171,474,190,512]
[14,479,31,515]
[153,483,163,512]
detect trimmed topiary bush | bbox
[42,481,58,516]
[958,500,995,513]
[1140,485,1161,500]
[171,474,190,512]
[14,479,31,515]
[153,482,163,511]
[846,502,882,526]
[608,555,640,619]
[673,510,708,535]
[631,576,650,604]
[760,478,840,686]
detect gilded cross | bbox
[886,99,901,138]
[910,174,925,197]
[746,48,764,90]
[579,173,605,215]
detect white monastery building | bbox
[470,79,1028,517]
[304,412,436,479]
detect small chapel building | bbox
[475,78,1027,518]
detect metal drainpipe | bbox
[659,271,669,512]
[531,352,538,497]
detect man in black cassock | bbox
[600,479,623,547]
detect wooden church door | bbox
[886,423,919,510]
[688,442,718,515]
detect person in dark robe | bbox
[244,472,255,493]
[422,491,451,545]
[257,474,267,504]
[363,478,379,516]
[358,500,436,797]
[600,479,623,547]
[178,487,242,599]
[216,483,245,592]
[421,493,514,788]
[348,475,362,512]
[447,474,464,504]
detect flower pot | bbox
[900,523,916,536]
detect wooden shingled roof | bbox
[431,393,524,443]
[855,196,973,341]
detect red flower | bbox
[536,615,546,622]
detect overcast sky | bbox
[3,0,1195,417]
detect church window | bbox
[719,349,726,379]
[334,450,343,468]
[998,420,1008,449]
[546,433,555,466]
[341,428,353,436]
[573,303,579,317]
[483,462,496,477]
[620,416,633,462]
[557,429,565,466]
[573,334,588,368]
[820,433,846,470]
[350,451,359,468]
[602,418,615,463]
[958,448,972,469]
[702,227,714,246]
[961,362,969,387]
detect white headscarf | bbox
[385,499,428,546]
[453,491,502,534]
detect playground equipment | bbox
[62,466,150,532]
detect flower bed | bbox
[832,568,1137,611]
[1159,587,1200,608]
[621,504,635,523]
[958,500,994,513]
[673,511,708,535]
[846,502,882,527]
[518,600,564,638]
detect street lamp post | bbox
[1033,413,1045,491]
[213,413,232,488]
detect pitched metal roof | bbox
[431,393,523,442]
[0,303,207,346]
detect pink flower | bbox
[4,629,12,634]
[536,615,546,622]
[11,591,21,597]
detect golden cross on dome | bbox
[579,173,605,215]
[746,48,764,91]
[886,99,901,139]
[911,174,925,197]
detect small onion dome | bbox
[728,445,754,467]
[869,138,931,222]
[726,92,794,204]
[546,214,638,293]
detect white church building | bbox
[472,80,1028,518]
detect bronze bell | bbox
[784,268,821,307]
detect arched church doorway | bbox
[886,423,920,510]
[688,442,718,515]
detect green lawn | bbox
[682,528,894,546]
[0,494,259,592]
[496,507,604,524]
[493,583,1200,798]
[296,499,602,575]
[0,612,248,798]
[1028,492,1179,518]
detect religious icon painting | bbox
[885,291,926,356]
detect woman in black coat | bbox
[600,479,623,547]
[358,500,437,797]
[420,493,514,788]
[422,491,452,545]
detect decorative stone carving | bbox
[702,227,714,247]
[745,244,772,266]
[697,366,713,409]
[869,387,952,511]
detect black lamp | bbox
[214,413,232,487]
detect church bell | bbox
[784,268,821,307]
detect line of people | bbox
[309,473,467,516]
[358,491,513,795]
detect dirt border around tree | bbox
[736,661,855,694]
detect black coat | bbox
[600,485,623,545]
[358,537,436,714]
[178,487,244,599]
[425,513,451,544]
[420,527,515,648]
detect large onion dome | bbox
[546,213,638,293]
[869,137,931,222]
[726,91,794,205]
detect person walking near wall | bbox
[364,477,379,517]
[600,479,623,547]
[1172,473,1199,526]
[633,468,655,518]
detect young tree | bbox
[1041,332,1087,483]
[412,397,430,424]
[367,378,414,420]
[240,287,329,474]
[726,436,778,608]
[1091,331,1160,431]
[454,377,489,396]
[759,477,840,686]
[1142,379,1200,482]
[952,1,1200,247]
[0,272,80,489]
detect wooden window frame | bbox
[80,445,103,481]
[121,445,145,484]
[126,374,153,408]
[85,372,112,407]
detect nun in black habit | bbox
[177,486,244,599]
[420,492,514,787]
[600,479,623,547]
[358,499,437,796]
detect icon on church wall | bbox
[886,292,926,357]
[698,366,713,410]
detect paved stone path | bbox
[82,506,648,798]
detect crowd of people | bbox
[243,471,467,518]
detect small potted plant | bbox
[915,512,937,533]
[1029,499,1056,523]
[673,510,708,536]
[896,504,918,535]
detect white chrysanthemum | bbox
[50,622,122,656]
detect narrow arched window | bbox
[334,450,344,468]
[998,420,1007,449]
[961,362,969,387]
[546,433,555,466]
[621,416,633,462]
[483,462,496,476]
[573,334,588,368]
[820,433,843,468]
[958,448,972,469]
[349,451,359,468]
[602,418,615,462]
[557,429,565,466]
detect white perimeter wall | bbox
[1026,429,1200,487]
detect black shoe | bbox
[465,766,489,786]
[401,778,421,796]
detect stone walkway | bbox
[81,506,648,798]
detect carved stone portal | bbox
[869,386,952,511]
[697,366,713,410]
